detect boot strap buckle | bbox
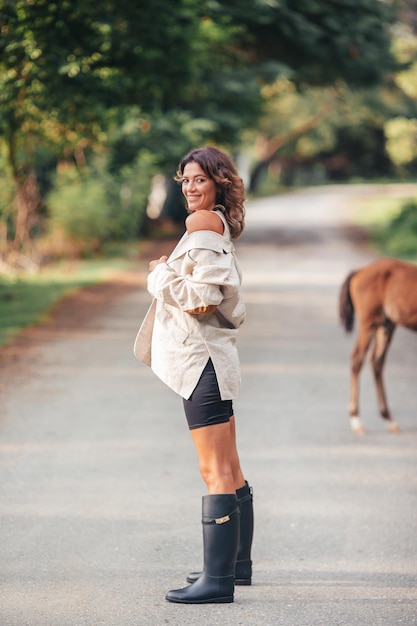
[215,515,230,525]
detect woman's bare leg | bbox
[191,421,237,494]
[229,416,246,491]
[186,416,253,588]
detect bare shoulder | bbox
[186,210,224,235]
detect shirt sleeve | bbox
[147,247,232,312]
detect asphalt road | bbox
[1,184,417,626]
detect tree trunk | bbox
[13,169,41,250]
[248,113,325,193]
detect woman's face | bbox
[181,162,217,212]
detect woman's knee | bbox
[191,421,235,490]
[198,461,234,491]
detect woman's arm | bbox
[147,246,232,312]
[147,211,230,313]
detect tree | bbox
[234,0,402,190]
[108,0,400,205]
[213,0,397,87]
[0,0,198,252]
[383,19,417,172]
[0,0,400,257]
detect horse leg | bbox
[369,322,400,433]
[349,325,374,434]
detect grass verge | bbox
[0,255,136,348]
[354,194,417,261]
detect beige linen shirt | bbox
[134,211,245,400]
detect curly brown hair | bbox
[175,146,246,239]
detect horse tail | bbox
[339,271,356,332]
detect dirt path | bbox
[1,184,417,626]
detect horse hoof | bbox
[350,417,366,435]
[388,421,400,433]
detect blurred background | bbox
[1,0,417,343]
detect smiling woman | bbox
[175,146,245,239]
[134,146,253,605]
[181,162,217,212]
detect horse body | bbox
[339,258,417,434]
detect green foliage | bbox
[0,0,399,162]
[381,199,417,256]
[385,117,417,167]
[213,0,398,87]
[106,152,156,239]
[0,0,404,259]
[356,194,417,259]
[380,26,417,174]
[0,150,15,227]
[47,153,155,253]
[47,169,112,250]
[0,0,198,121]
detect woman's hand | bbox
[149,255,168,272]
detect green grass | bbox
[354,194,417,260]
[354,195,402,228]
[0,255,136,348]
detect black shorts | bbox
[183,359,234,430]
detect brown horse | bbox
[339,257,417,434]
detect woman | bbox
[134,146,253,604]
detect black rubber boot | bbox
[165,494,239,604]
[186,482,254,586]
